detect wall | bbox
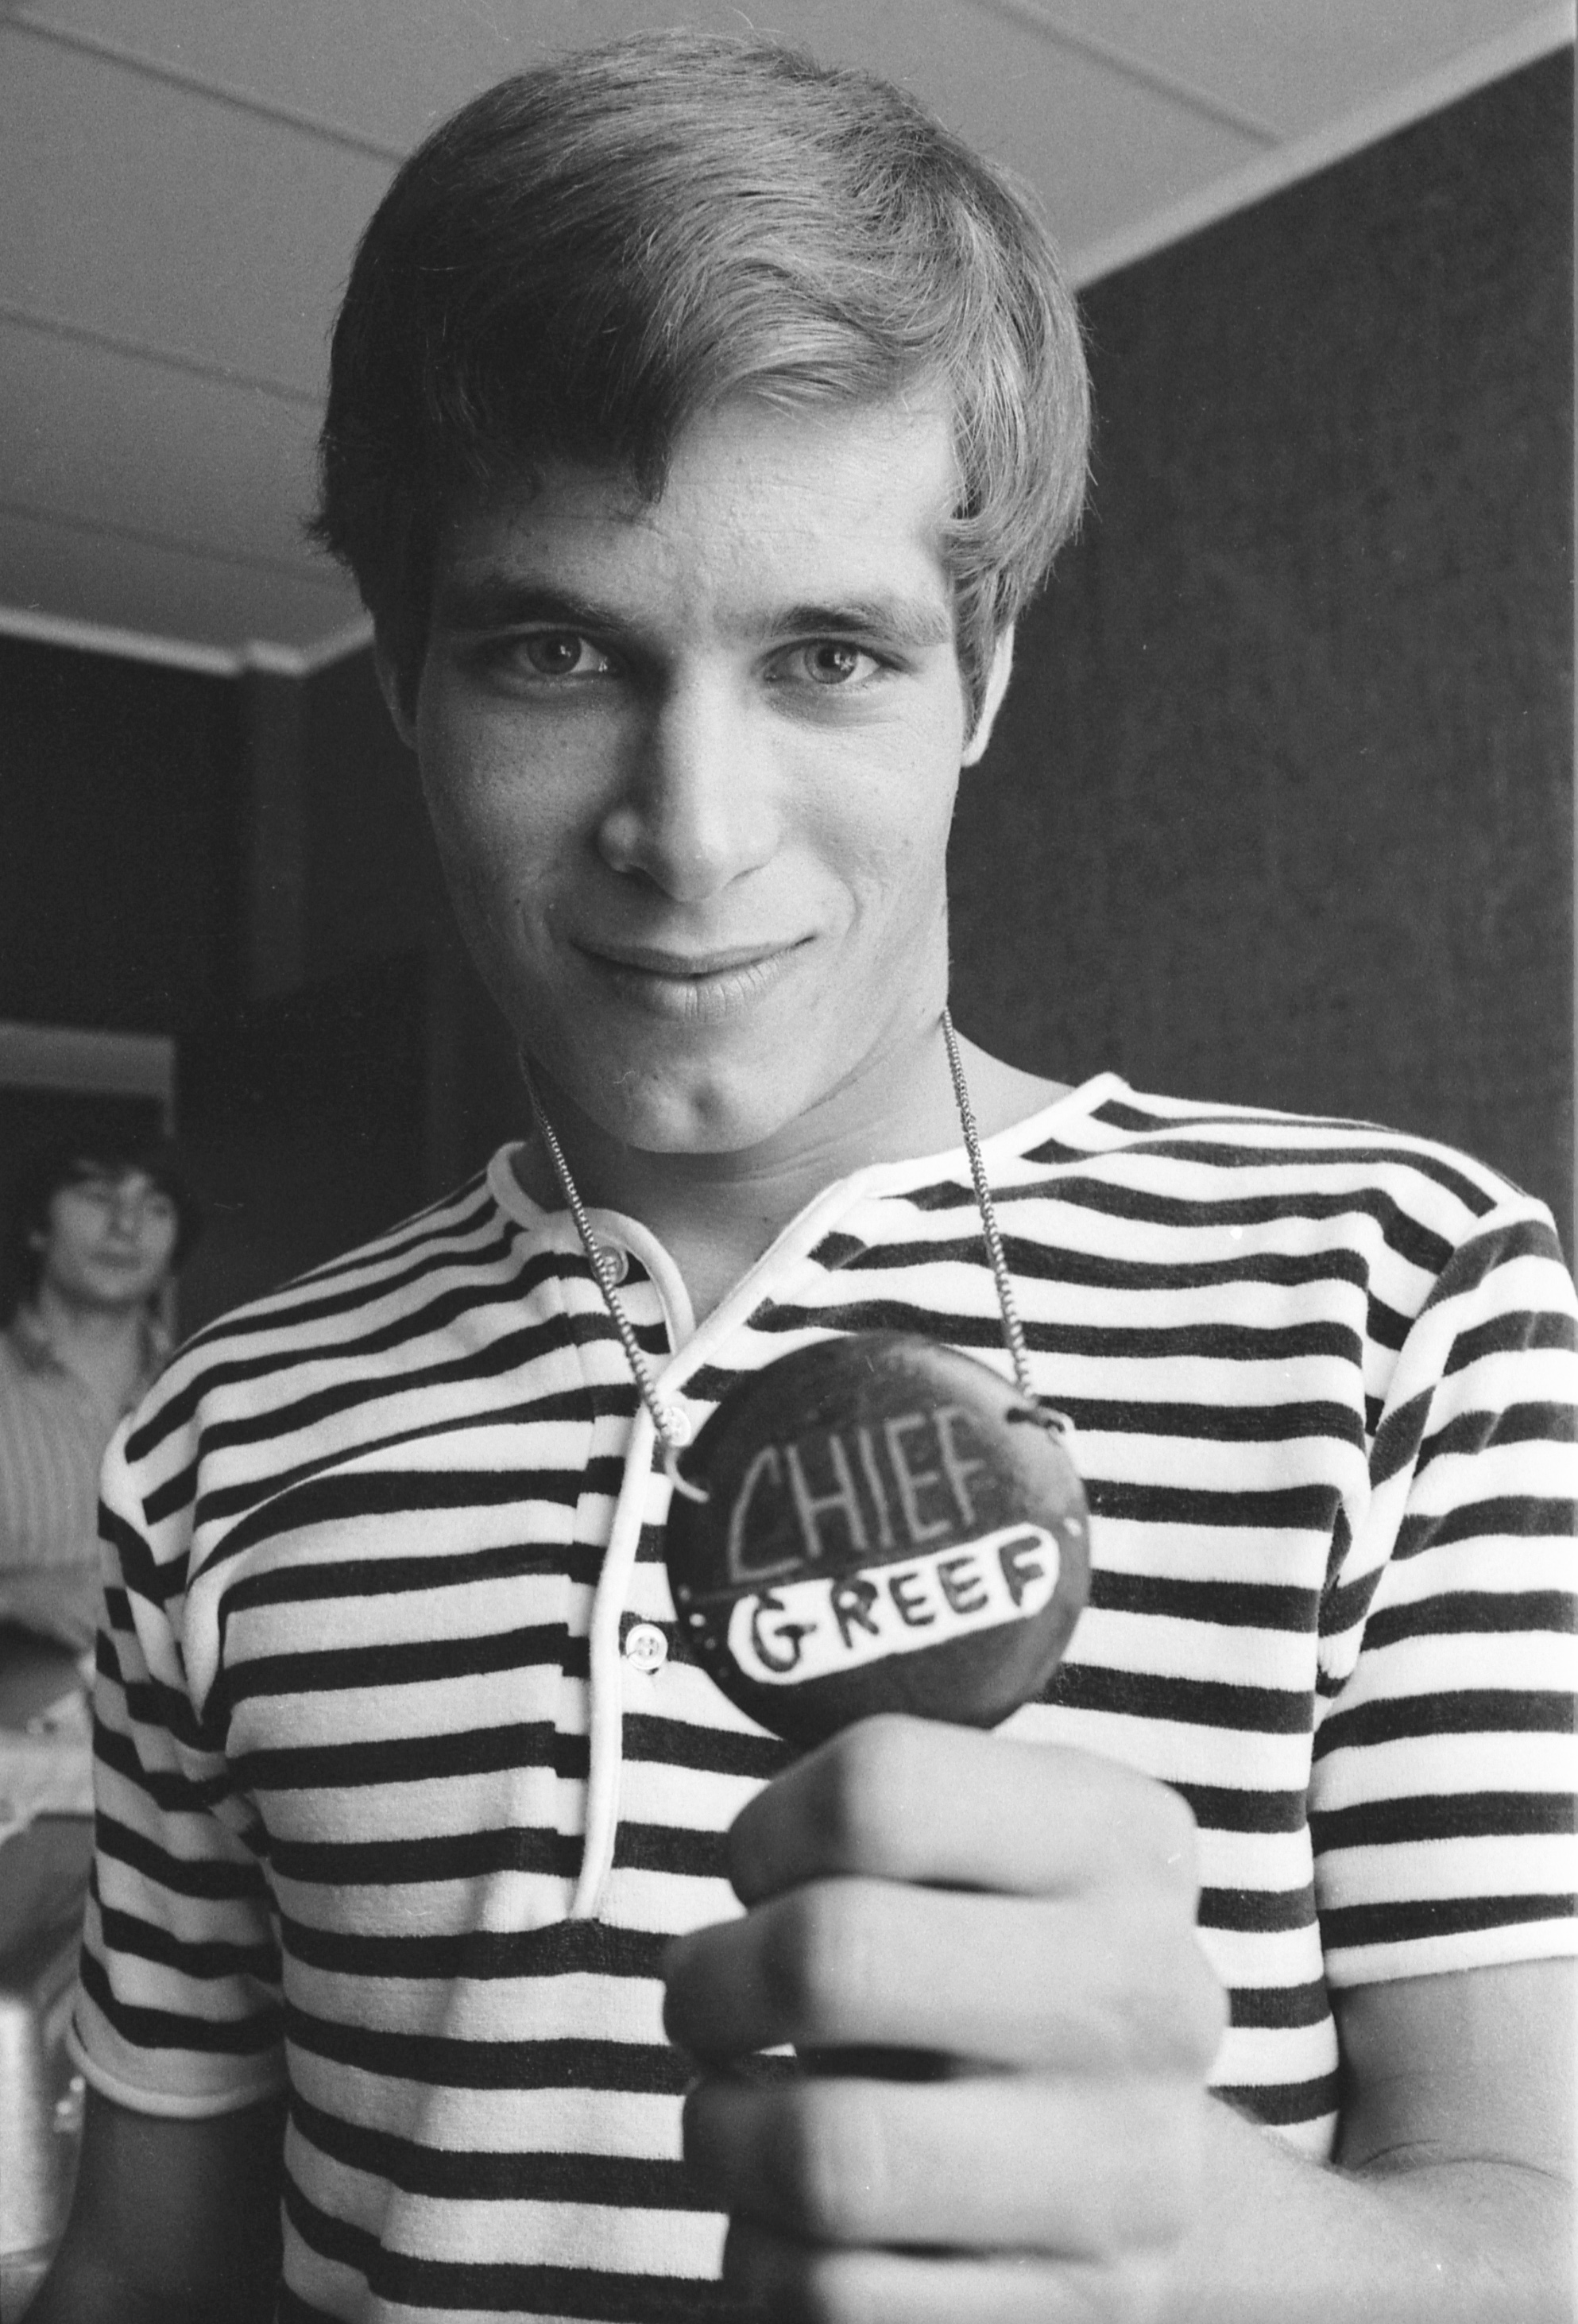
[951,55,1573,1241]
[0,634,241,1032]
[294,646,526,1191]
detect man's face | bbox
[396,395,1010,1160]
[37,1168,178,1313]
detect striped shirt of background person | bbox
[0,1309,162,1571]
[0,1309,166,1647]
[67,1074,1577,2324]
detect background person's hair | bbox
[311,28,1090,730]
[6,1137,203,1311]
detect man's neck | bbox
[516,1025,1069,1324]
[29,1285,153,1412]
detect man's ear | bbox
[961,626,1015,767]
[373,632,420,751]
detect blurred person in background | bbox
[0,1138,199,1652]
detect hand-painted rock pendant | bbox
[664,1331,1089,1747]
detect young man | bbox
[0,1138,195,1652]
[35,32,1574,2324]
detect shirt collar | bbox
[6,1303,169,1407]
[7,1305,64,1376]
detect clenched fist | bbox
[664,1715,1226,2322]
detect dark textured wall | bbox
[950,57,1573,1242]
[295,647,526,1194]
[175,952,434,1326]
[0,633,241,1031]
[299,649,450,978]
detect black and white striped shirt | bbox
[70,1076,1577,2323]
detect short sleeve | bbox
[66,1419,287,2118]
[1310,1200,1578,1987]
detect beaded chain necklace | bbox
[522,1011,1089,1746]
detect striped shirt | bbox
[69,1075,1578,2323]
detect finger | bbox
[664,1878,1223,2074]
[683,2067,1204,2258]
[724,2218,1172,2324]
[726,1714,1200,1905]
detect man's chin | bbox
[542,1050,814,1162]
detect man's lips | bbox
[574,938,805,978]
[571,935,811,1020]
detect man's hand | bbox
[663,1714,1226,2322]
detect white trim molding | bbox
[0,602,373,680]
[0,1021,176,1111]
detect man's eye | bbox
[519,632,608,678]
[789,642,882,687]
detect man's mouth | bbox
[573,936,810,1021]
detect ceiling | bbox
[2,0,1569,677]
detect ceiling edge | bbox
[970,0,1278,141]
[0,1018,175,1102]
[290,612,377,674]
[0,601,373,680]
[1068,3,1574,285]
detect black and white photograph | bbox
[0,6,1572,2318]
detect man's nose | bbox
[596,676,778,901]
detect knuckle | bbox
[1093,1896,1223,2079]
[811,1717,920,1873]
[1187,1945,1230,2069]
[768,2082,889,2245]
[1134,1937,1227,2076]
[1083,2252,1174,2324]
[794,2260,880,2324]
[760,1884,873,2042]
[723,2222,880,2324]
[1081,2085,1204,2256]
[1146,1784,1201,1892]
[1121,2086,1206,2248]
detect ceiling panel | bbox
[0,32,392,393]
[3,323,327,576]
[9,0,560,150]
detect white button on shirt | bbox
[623,1621,668,1674]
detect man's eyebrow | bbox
[433,575,954,649]
[773,597,954,649]
[434,575,622,632]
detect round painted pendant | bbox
[665,1331,1090,1748]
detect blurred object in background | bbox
[0,1629,96,2322]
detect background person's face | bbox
[37,1168,179,1312]
[400,395,1000,1161]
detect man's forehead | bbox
[431,393,961,634]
